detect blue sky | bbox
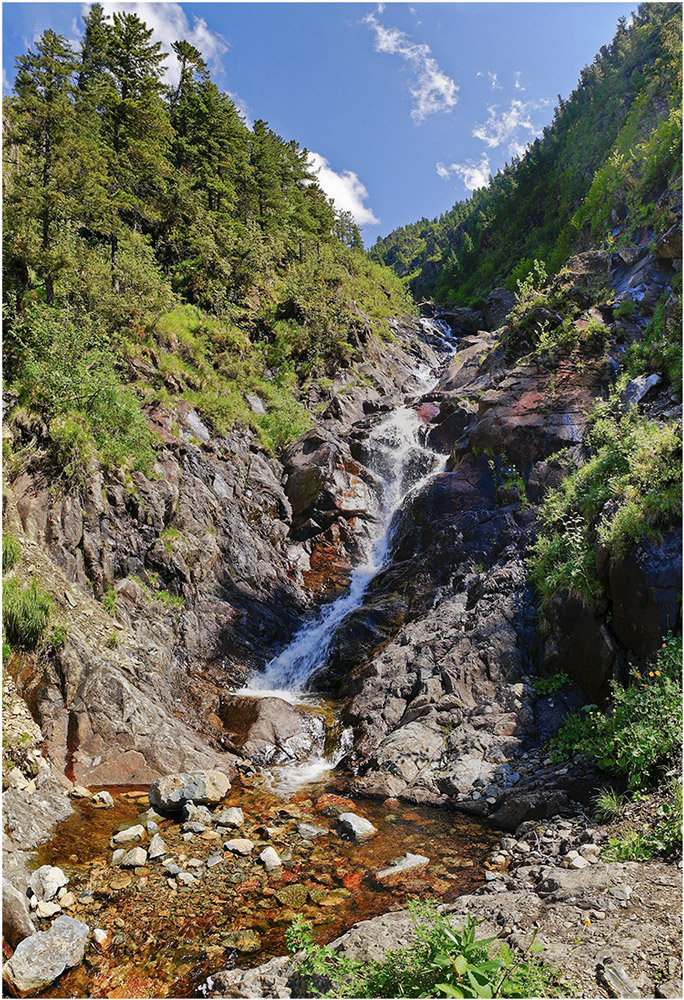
[3,2,638,244]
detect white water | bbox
[234,322,455,791]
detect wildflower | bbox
[635,672,641,678]
[582,917,591,927]
[655,670,661,676]
[649,671,654,677]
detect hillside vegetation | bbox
[2,5,412,475]
[370,3,681,308]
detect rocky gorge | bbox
[3,226,683,997]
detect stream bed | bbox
[32,771,499,999]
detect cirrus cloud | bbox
[362,8,458,123]
[473,97,551,157]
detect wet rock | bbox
[36,900,62,918]
[438,307,485,335]
[275,884,309,908]
[119,846,147,868]
[542,590,617,700]
[258,846,282,870]
[111,849,125,866]
[149,770,230,811]
[297,822,327,839]
[148,833,167,859]
[230,696,327,767]
[376,853,429,880]
[182,821,208,834]
[336,812,378,842]
[3,879,36,947]
[28,865,68,902]
[225,928,262,953]
[3,915,89,993]
[183,802,213,824]
[224,838,254,856]
[111,824,145,846]
[214,806,244,829]
[618,373,662,410]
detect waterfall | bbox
[233,321,455,793]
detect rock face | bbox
[3,915,89,993]
[2,879,35,948]
[149,770,231,811]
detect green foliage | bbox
[532,672,570,696]
[286,903,574,999]
[371,5,682,305]
[551,635,682,793]
[592,787,623,821]
[3,576,53,648]
[603,781,682,860]
[103,586,117,616]
[626,281,682,391]
[529,406,682,603]
[156,589,184,609]
[614,297,635,321]
[2,534,21,574]
[8,305,156,480]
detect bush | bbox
[286,902,574,999]
[2,534,21,574]
[3,576,53,648]
[551,635,682,791]
[529,407,682,603]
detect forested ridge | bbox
[2,4,411,475]
[371,2,681,308]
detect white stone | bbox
[28,866,68,902]
[258,846,282,871]
[110,824,145,846]
[335,812,378,842]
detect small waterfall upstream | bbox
[236,321,455,791]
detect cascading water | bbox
[236,320,456,791]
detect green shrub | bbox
[551,635,682,791]
[532,672,570,696]
[285,902,574,999]
[603,781,682,860]
[2,534,21,574]
[3,577,53,648]
[103,587,117,616]
[529,407,682,603]
[614,298,635,321]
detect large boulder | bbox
[438,308,485,335]
[219,696,326,766]
[148,770,230,811]
[3,916,89,993]
[28,865,68,902]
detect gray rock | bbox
[600,956,641,998]
[111,824,145,846]
[181,821,207,834]
[111,849,125,866]
[376,853,429,880]
[149,770,230,811]
[183,802,213,824]
[336,813,378,842]
[3,916,89,993]
[148,833,167,859]
[618,373,662,410]
[162,861,182,877]
[120,847,147,868]
[28,865,68,902]
[2,879,35,948]
[297,823,327,839]
[224,838,254,856]
[214,806,244,829]
[258,846,282,870]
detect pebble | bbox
[148,834,167,860]
[214,807,244,829]
[92,790,114,807]
[36,900,61,918]
[207,854,223,868]
[111,850,125,866]
[177,872,197,886]
[162,862,181,877]
[336,812,378,842]
[111,825,145,846]
[93,928,108,946]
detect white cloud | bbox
[308,152,380,228]
[514,70,525,91]
[3,67,13,96]
[93,3,228,86]
[487,70,502,91]
[436,155,491,192]
[362,8,458,123]
[472,97,550,157]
